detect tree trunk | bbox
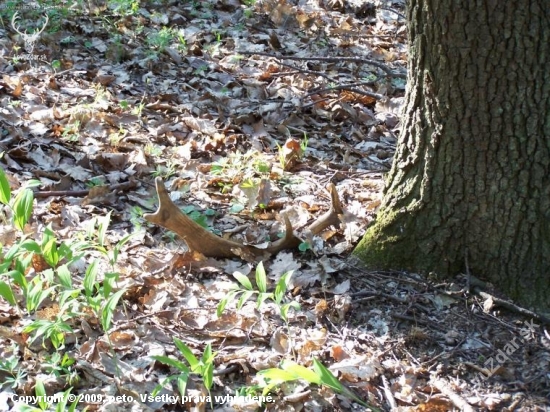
[353,0,550,310]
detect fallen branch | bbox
[143,178,344,260]
[236,51,407,79]
[34,180,137,199]
[431,376,475,412]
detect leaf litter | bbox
[0,0,548,411]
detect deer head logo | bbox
[11,11,49,54]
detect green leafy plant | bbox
[83,258,117,332]
[152,339,217,406]
[23,289,80,348]
[151,163,176,179]
[129,205,145,230]
[300,132,309,154]
[217,262,300,321]
[181,205,216,229]
[0,344,27,389]
[0,168,35,230]
[42,352,79,386]
[257,359,380,411]
[19,379,80,412]
[86,177,104,188]
[147,26,173,51]
[109,0,139,15]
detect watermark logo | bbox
[11,11,49,59]
[473,319,539,385]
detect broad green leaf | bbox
[216,289,239,317]
[18,239,41,254]
[12,188,34,231]
[0,260,11,273]
[84,260,99,297]
[203,361,214,391]
[8,270,26,290]
[152,375,177,396]
[25,179,42,189]
[255,261,267,293]
[103,272,119,299]
[311,359,374,409]
[174,338,199,370]
[312,359,343,393]
[298,242,310,252]
[233,272,253,290]
[176,374,189,398]
[97,212,111,247]
[56,264,72,289]
[230,203,245,213]
[281,361,321,385]
[274,270,293,304]
[35,379,48,409]
[237,290,255,309]
[58,289,80,309]
[15,254,33,275]
[151,355,190,373]
[26,282,55,313]
[0,281,16,306]
[256,292,272,309]
[280,301,301,321]
[42,238,59,268]
[0,168,11,205]
[257,368,298,383]
[202,343,214,364]
[101,289,125,331]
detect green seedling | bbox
[0,168,35,230]
[147,26,172,51]
[300,132,309,153]
[151,164,176,179]
[152,339,217,406]
[23,289,81,348]
[217,261,300,321]
[43,352,78,385]
[110,0,139,15]
[257,359,380,411]
[181,205,216,229]
[21,380,80,412]
[0,344,27,389]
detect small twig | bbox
[380,6,406,20]
[33,180,138,199]
[237,51,407,78]
[390,313,447,332]
[431,376,475,412]
[278,61,336,83]
[306,83,383,100]
[473,288,550,326]
[381,375,397,410]
[301,96,333,109]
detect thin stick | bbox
[237,51,407,78]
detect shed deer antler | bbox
[144,177,344,261]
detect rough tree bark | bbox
[353,0,550,310]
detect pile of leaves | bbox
[0,0,548,411]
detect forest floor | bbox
[0,0,548,411]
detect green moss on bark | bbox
[352,207,431,272]
[353,207,458,277]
